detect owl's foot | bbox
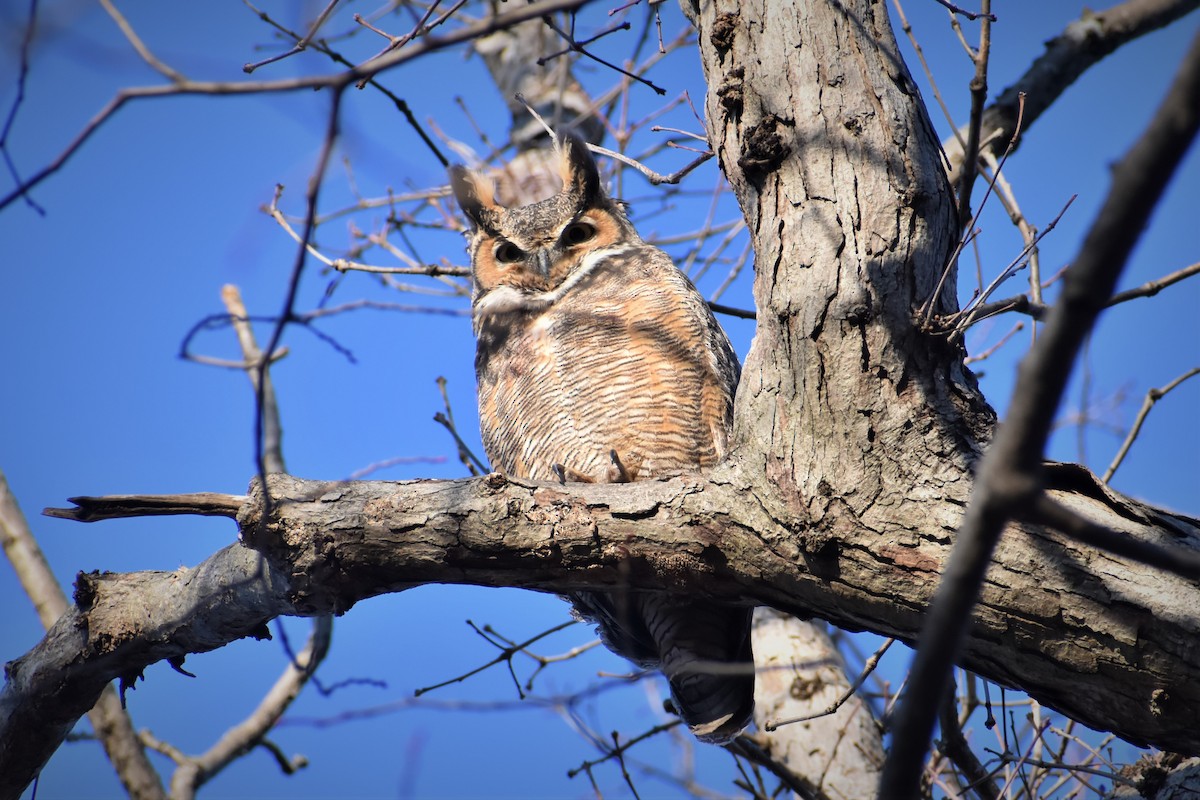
[552,463,594,484]
[606,450,642,483]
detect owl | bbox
[451,132,754,743]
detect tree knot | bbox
[738,116,791,176]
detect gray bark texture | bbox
[2,1,1199,797]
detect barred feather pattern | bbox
[455,133,754,743]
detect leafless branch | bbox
[242,0,341,73]
[944,0,1200,184]
[0,470,166,800]
[765,638,894,730]
[0,0,44,214]
[0,0,588,212]
[881,26,1200,799]
[1103,366,1200,483]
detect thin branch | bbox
[167,616,331,799]
[589,142,713,185]
[937,686,1001,800]
[0,0,45,214]
[1103,366,1200,483]
[221,286,285,475]
[930,0,997,21]
[728,736,828,800]
[963,322,1023,365]
[436,376,484,476]
[98,0,186,83]
[253,88,343,510]
[264,186,468,278]
[880,27,1200,799]
[0,0,588,212]
[44,493,246,523]
[943,0,1200,184]
[765,638,894,730]
[1107,259,1200,305]
[955,0,992,230]
[962,259,1200,328]
[242,0,342,74]
[947,191,1075,337]
[925,95,1030,326]
[539,12,667,95]
[413,620,577,698]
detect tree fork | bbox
[3,469,1198,798]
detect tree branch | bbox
[943,0,1200,184]
[882,25,1200,798]
[4,469,1200,796]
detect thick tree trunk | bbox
[471,14,886,789]
[3,2,1200,796]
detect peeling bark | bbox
[3,468,1197,798]
[3,2,1200,796]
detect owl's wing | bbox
[572,589,754,744]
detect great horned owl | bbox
[450,132,754,743]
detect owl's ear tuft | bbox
[449,165,500,229]
[557,131,602,210]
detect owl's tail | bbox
[571,592,755,744]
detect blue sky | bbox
[1,2,1197,798]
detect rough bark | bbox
[4,1,1200,795]
[469,14,885,787]
[1107,754,1200,799]
[752,612,884,799]
[0,471,166,800]
[3,468,1197,798]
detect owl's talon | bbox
[606,450,643,483]
[609,450,631,483]
[553,463,595,483]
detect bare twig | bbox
[252,85,343,515]
[1103,366,1200,483]
[539,12,666,95]
[925,95,1030,326]
[435,376,485,476]
[242,0,341,73]
[964,322,1023,365]
[44,493,245,522]
[413,619,577,697]
[99,0,186,83]
[943,0,1200,184]
[948,191,1075,337]
[930,0,997,21]
[937,686,1001,800]
[955,0,992,229]
[0,0,588,212]
[1107,259,1200,306]
[589,142,713,184]
[881,27,1200,799]
[960,258,1200,329]
[166,616,331,799]
[765,638,894,730]
[221,286,285,475]
[0,0,45,214]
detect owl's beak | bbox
[535,249,554,279]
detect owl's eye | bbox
[561,222,596,246]
[494,241,525,264]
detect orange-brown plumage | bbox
[452,132,753,743]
